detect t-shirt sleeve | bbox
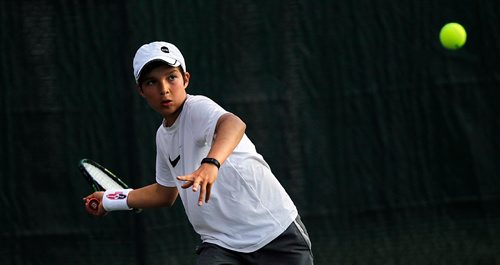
[155,130,176,187]
[188,96,229,146]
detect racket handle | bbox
[86,198,100,211]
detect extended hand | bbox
[177,163,219,206]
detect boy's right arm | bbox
[84,183,178,217]
[127,183,179,209]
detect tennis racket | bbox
[79,158,141,213]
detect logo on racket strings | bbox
[106,191,127,200]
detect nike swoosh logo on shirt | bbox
[169,155,180,167]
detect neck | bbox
[163,96,187,127]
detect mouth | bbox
[161,100,172,107]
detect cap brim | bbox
[136,57,181,82]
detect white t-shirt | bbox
[155,95,298,253]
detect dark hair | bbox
[137,60,186,86]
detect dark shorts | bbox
[196,215,314,265]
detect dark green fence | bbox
[1,1,499,264]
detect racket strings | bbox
[83,163,124,190]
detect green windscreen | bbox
[1,1,499,264]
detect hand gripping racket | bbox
[79,158,141,213]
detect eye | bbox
[168,74,177,81]
[143,79,155,86]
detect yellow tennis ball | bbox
[439,23,467,50]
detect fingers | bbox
[177,175,202,192]
[196,181,214,206]
[205,183,212,203]
[86,198,100,211]
[83,192,107,217]
[197,182,207,206]
[85,197,100,215]
[192,177,202,192]
[177,175,194,189]
[177,174,214,206]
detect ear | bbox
[136,85,145,97]
[183,72,190,89]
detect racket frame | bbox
[79,158,142,213]
[79,158,130,191]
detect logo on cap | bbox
[161,46,169,53]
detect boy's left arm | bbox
[177,113,246,205]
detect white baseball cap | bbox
[133,41,186,83]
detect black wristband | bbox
[201,157,221,169]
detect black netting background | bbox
[1,1,499,264]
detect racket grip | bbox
[86,198,100,211]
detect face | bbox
[138,65,190,126]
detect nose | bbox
[159,80,170,95]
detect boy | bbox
[84,41,313,264]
